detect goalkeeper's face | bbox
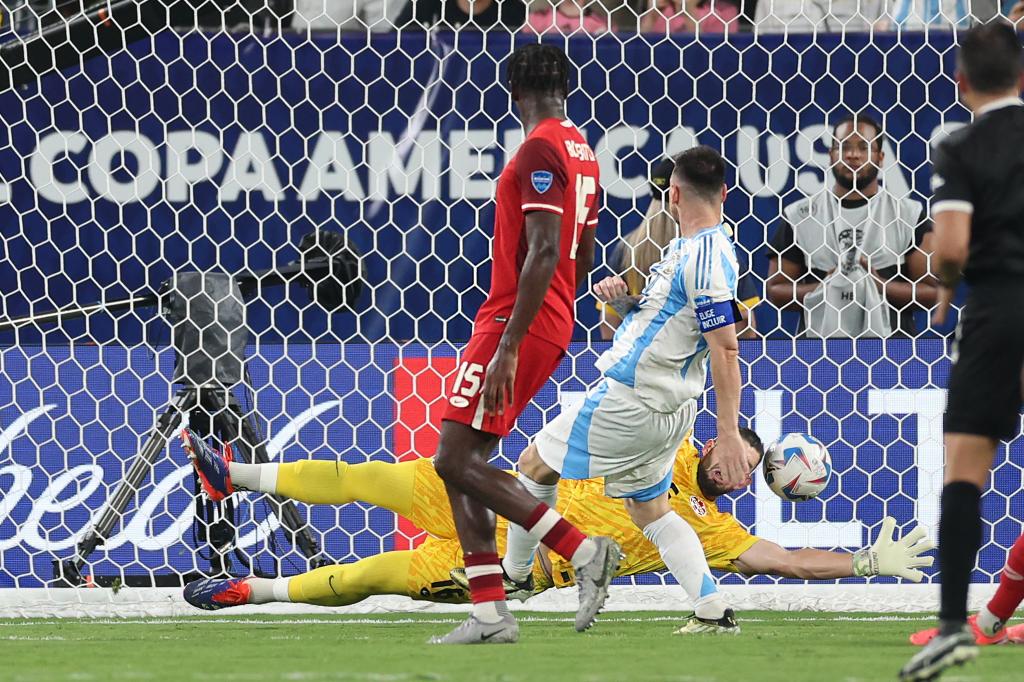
[697,438,762,496]
[830,121,883,192]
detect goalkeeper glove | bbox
[852,516,935,582]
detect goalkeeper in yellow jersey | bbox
[181,426,933,612]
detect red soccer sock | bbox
[988,533,1024,621]
[464,552,506,605]
[522,502,590,563]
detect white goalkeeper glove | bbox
[852,516,935,582]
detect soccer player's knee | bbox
[624,495,671,529]
[432,449,463,486]
[518,444,559,484]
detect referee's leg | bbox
[938,432,997,631]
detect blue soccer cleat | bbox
[183,577,252,611]
[180,428,235,502]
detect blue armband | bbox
[695,300,737,332]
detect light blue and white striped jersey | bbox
[890,0,972,28]
[596,224,739,414]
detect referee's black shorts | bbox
[944,285,1024,440]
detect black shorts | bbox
[944,286,1024,440]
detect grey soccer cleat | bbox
[427,613,519,645]
[673,608,741,635]
[573,536,623,632]
[899,627,978,681]
[449,566,535,603]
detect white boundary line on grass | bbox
[0,584,998,618]
[0,615,938,627]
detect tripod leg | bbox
[204,392,326,569]
[58,389,195,584]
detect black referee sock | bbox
[938,481,983,634]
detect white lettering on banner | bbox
[595,125,651,200]
[368,131,441,200]
[448,129,499,201]
[115,465,194,551]
[30,132,89,203]
[300,132,366,201]
[791,124,830,195]
[0,401,343,553]
[165,130,225,202]
[754,390,863,548]
[24,123,937,205]
[0,465,32,551]
[19,465,105,552]
[737,127,790,198]
[867,389,944,539]
[88,132,162,204]
[219,131,285,202]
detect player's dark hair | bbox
[671,146,725,201]
[832,112,885,152]
[507,43,570,100]
[738,427,765,467]
[958,23,1023,94]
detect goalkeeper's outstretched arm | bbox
[731,517,935,582]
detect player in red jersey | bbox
[428,44,621,645]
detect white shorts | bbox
[534,378,697,500]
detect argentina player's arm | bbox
[929,138,974,325]
[690,234,747,486]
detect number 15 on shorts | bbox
[449,362,484,408]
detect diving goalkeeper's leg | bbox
[184,551,416,610]
[181,428,415,515]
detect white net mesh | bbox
[0,1,1020,616]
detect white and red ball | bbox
[762,433,832,502]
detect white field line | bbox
[0,614,938,627]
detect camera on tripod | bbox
[0,229,363,587]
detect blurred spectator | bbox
[1003,0,1024,22]
[526,1,609,35]
[599,157,760,340]
[765,113,937,337]
[753,0,883,32]
[886,0,973,29]
[396,0,526,30]
[640,0,740,33]
[291,0,407,31]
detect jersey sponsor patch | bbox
[531,170,553,194]
[695,299,738,332]
[690,495,708,517]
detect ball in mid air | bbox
[762,433,832,502]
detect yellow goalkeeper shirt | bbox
[542,439,759,589]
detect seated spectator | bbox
[600,157,760,340]
[395,0,526,30]
[640,0,740,33]
[291,0,407,32]
[526,1,609,35]
[753,0,883,32]
[765,113,937,338]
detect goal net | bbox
[0,1,1016,617]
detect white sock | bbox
[247,577,292,604]
[503,474,558,581]
[643,511,726,620]
[978,605,1006,636]
[228,462,278,493]
[472,599,511,624]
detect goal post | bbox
[0,5,1016,617]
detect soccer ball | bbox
[762,433,832,502]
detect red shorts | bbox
[443,332,565,437]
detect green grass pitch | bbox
[0,611,1017,681]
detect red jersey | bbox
[473,118,601,349]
